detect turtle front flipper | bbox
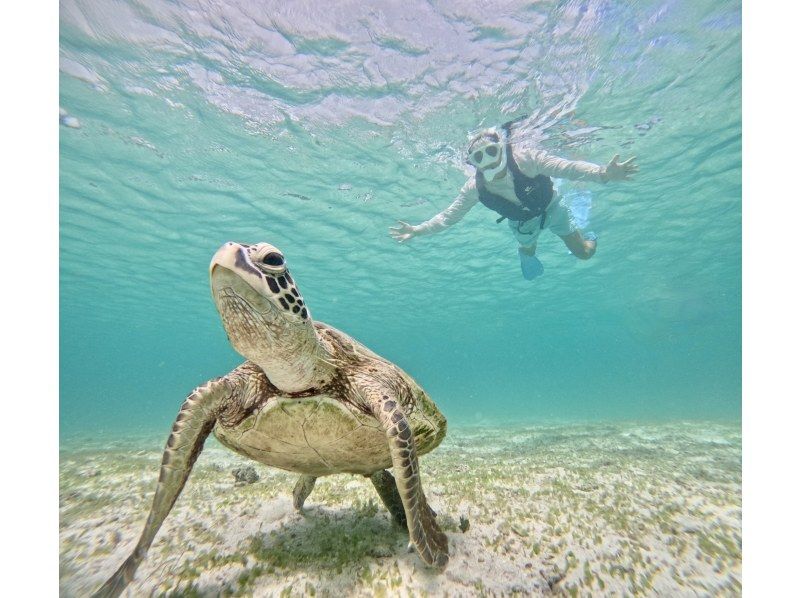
[92,377,231,598]
[362,384,449,569]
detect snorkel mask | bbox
[467,129,507,182]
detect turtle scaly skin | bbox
[92,242,448,598]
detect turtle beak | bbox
[209,242,239,278]
[209,242,267,297]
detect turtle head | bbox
[210,242,331,392]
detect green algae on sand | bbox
[60,421,741,597]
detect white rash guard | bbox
[413,145,607,236]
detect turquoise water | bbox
[60,0,741,436]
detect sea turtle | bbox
[93,241,449,597]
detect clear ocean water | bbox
[59,0,741,437]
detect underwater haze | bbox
[59,2,742,596]
[60,0,741,436]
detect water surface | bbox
[60,0,741,434]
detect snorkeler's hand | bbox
[389,221,419,243]
[603,155,638,181]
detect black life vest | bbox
[475,122,553,227]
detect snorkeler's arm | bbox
[521,148,607,182]
[415,185,479,234]
[520,149,638,183]
[390,182,479,241]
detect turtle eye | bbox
[262,253,284,267]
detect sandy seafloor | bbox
[60,421,741,597]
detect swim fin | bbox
[518,249,544,280]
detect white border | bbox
[1,2,59,594]
[3,0,786,594]
[742,0,800,593]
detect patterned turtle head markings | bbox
[265,277,309,321]
[290,284,309,320]
[237,244,313,321]
[212,241,313,325]
[233,247,263,279]
[209,241,331,395]
[265,280,310,320]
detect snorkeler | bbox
[389,119,638,279]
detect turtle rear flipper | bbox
[92,378,230,598]
[292,475,317,512]
[369,469,407,528]
[362,383,449,569]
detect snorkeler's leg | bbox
[559,230,596,260]
[292,475,317,512]
[509,220,544,279]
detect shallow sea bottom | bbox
[60,421,741,597]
